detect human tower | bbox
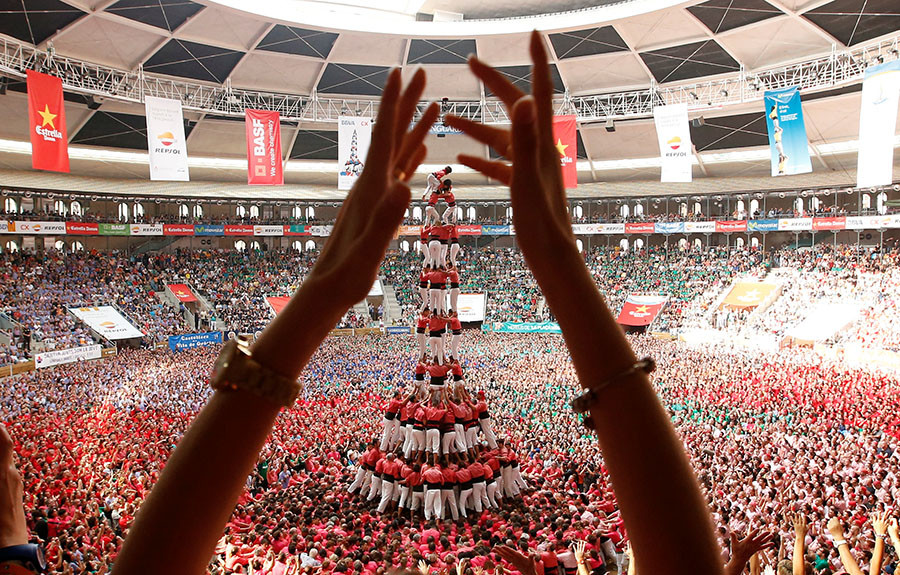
[346,167,528,522]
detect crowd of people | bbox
[6,329,900,574]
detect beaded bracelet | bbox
[570,357,656,429]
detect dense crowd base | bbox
[4,333,900,574]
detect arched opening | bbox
[54,199,67,216]
[305,240,317,252]
[292,240,303,252]
[236,205,247,218]
[54,240,66,252]
[133,202,144,220]
[4,240,18,252]
[735,237,745,249]
[455,207,464,221]
[862,194,872,211]
[634,238,645,251]
[70,201,82,217]
[178,203,189,219]
[306,206,315,220]
[467,206,477,221]
[810,196,820,213]
[118,202,129,222]
[249,205,260,219]
[677,238,688,250]
[749,199,759,218]
[575,239,584,252]
[71,240,84,252]
[400,240,410,252]
[573,205,583,219]
[877,192,888,215]
[3,197,18,213]
[292,205,303,220]
[693,238,703,250]
[693,202,702,215]
[736,200,745,218]
[751,236,760,248]
[412,206,423,221]
[413,240,421,252]
[250,240,261,251]
[633,204,644,217]
[193,204,204,219]
[679,203,688,217]
[619,204,630,219]
[234,240,247,252]
[794,197,803,215]
[505,206,513,220]
[619,238,629,251]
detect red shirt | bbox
[468,462,484,479]
[406,471,422,487]
[382,459,400,479]
[426,364,450,380]
[416,316,429,329]
[428,316,447,333]
[450,317,462,331]
[424,405,446,426]
[446,269,459,284]
[449,225,459,240]
[455,466,472,483]
[422,467,444,487]
[441,467,457,486]
[428,270,447,286]
[451,363,463,378]
[385,397,402,415]
[436,225,451,241]
[420,226,430,241]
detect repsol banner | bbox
[168,331,223,352]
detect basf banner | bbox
[245,109,283,185]
[857,60,900,188]
[35,344,102,369]
[68,306,144,339]
[764,86,811,176]
[168,331,222,352]
[145,96,190,181]
[338,116,371,190]
[617,294,668,327]
[453,293,486,322]
[653,103,692,183]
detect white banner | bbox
[450,293,486,322]
[778,217,813,231]
[857,60,900,188]
[338,116,372,190]
[685,221,715,233]
[129,223,163,236]
[598,223,625,235]
[653,103,693,183]
[572,223,604,235]
[253,225,283,236]
[68,306,144,340]
[368,280,383,297]
[309,225,333,237]
[13,221,66,234]
[35,344,102,369]
[145,96,190,182]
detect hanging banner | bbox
[857,60,900,188]
[453,293,486,322]
[35,344,102,369]
[617,294,668,327]
[720,282,778,309]
[27,70,70,173]
[145,96,190,181]
[763,86,812,177]
[715,220,747,233]
[163,224,194,236]
[167,284,197,302]
[68,306,144,339]
[552,115,578,189]
[338,116,371,190]
[253,225,283,236]
[168,331,222,352]
[194,224,224,236]
[130,223,163,236]
[284,225,310,236]
[653,104,692,183]
[625,223,655,234]
[654,222,685,234]
[99,223,129,236]
[748,219,779,232]
[685,221,715,233]
[13,221,66,234]
[224,224,254,236]
[245,109,283,185]
[266,296,291,315]
[66,222,99,235]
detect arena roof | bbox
[0,0,897,195]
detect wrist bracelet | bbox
[571,357,655,429]
[833,539,847,547]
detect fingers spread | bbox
[396,68,427,142]
[364,68,402,183]
[444,115,512,159]
[457,155,512,186]
[469,57,525,109]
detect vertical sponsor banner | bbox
[653,103,692,183]
[245,109,283,185]
[552,115,578,189]
[857,60,900,188]
[764,86,812,177]
[27,70,69,173]
[145,96,190,181]
[338,116,371,190]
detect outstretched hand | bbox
[790,513,808,538]
[0,424,28,548]
[725,529,775,575]
[494,545,538,575]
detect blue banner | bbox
[764,86,812,177]
[481,225,510,236]
[748,219,779,231]
[654,222,685,234]
[482,322,562,334]
[194,224,224,236]
[386,326,412,335]
[168,331,223,351]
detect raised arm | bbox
[827,517,864,575]
[870,511,890,575]
[445,30,722,575]
[114,69,438,575]
[791,514,807,575]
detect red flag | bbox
[616,294,667,327]
[27,70,69,173]
[552,115,577,189]
[245,109,283,185]
[167,284,197,302]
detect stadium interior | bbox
[1,0,900,574]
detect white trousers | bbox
[429,336,444,364]
[380,417,400,451]
[458,488,473,516]
[442,430,458,454]
[449,288,459,314]
[453,423,467,452]
[417,332,427,356]
[471,481,488,513]
[411,490,424,511]
[424,489,442,520]
[486,481,499,507]
[398,485,411,508]
[428,240,442,267]
[367,475,382,501]
[426,428,441,454]
[450,334,461,360]
[377,480,396,513]
[450,244,460,267]
[479,417,498,449]
[348,467,370,494]
[441,489,459,520]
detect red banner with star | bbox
[167,284,197,303]
[552,115,577,189]
[245,109,283,185]
[27,70,69,173]
[617,294,668,327]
